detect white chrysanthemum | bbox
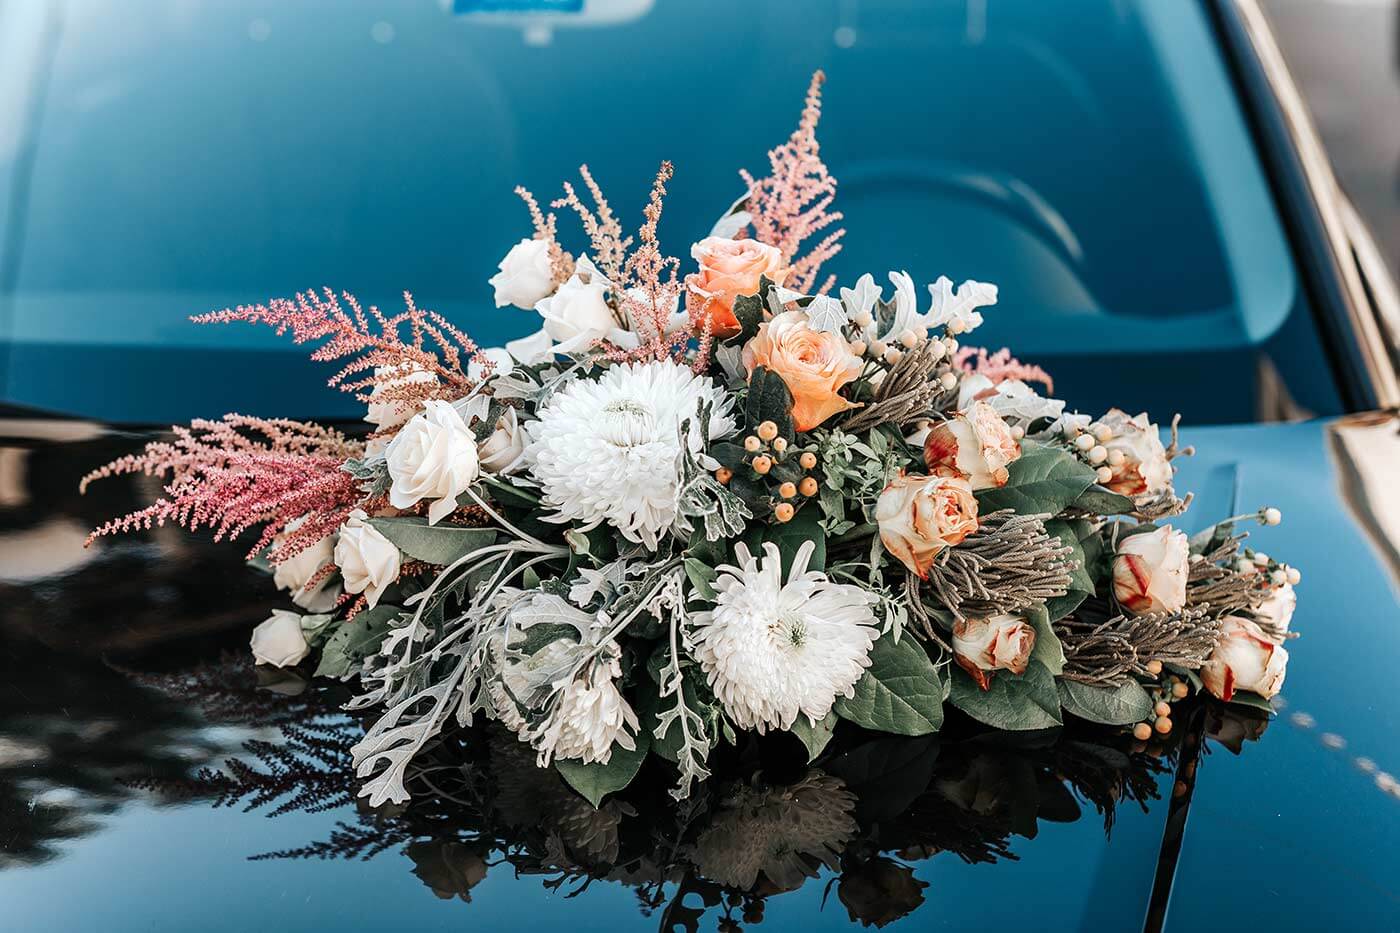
[693,540,879,732]
[526,360,736,549]
[689,771,858,891]
[529,652,640,766]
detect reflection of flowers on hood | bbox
[406,840,489,902]
[489,733,630,865]
[689,771,858,891]
[693,540,879,732]
[838,857,928,928]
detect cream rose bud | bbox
[490,237,556,310]
[477,406,526,474]
[271,519,339,613]
[334,509,401,608]
[250,610,311,668]
[1112,525,1189,615]
[535,258,616,356]
[952,614,1036,690]
[1254,582,1296,643]
[923,401,1022,489]
[1201,616,1289,701]
[876,473,979,578]
[386,400,480,524]
[1099,408,1173,499]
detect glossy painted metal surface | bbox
[1,412,1396,931]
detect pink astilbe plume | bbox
[81,415,363,563]
[741,70,845,293]
[515,185,575,286]
[955,347,1055,395]
[551,164,632,284]
[602,161,690,365]
[193,289,491,435]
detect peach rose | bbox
[742,310,863,431]
[1200,616,1289,702]
[923,402,1022,489]
[1099,408,1173,499]
[952,614,1036,690]
[875,473,979,578]
[685,236,789,338]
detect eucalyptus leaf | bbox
[948,660,1062,731]
[834,633,944,735]
[368,517,497,566]
[1058,679,1154,725]
[683,558,719,601]
[788,711,838,762]
[554,730,651,808]
[974,442,1097,517]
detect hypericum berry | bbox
[1107,449,1126,466]
[799,452,818,470]
[1172,682,1189,699]
[1133,723,1153,741]
[1146,659,1163,675]
[773,502,795,522]
[772,437,788,454]
[1095,466,1113,484]
[1087,445,1107,464]
[1155,701,1172,718]
[1154,716,1172,734]
[744,435,762,452]
[757,420,779,441]
[799,476,818,497]
[1092,423,1113,443]
[928,340,947,362]
[1253,551,1270,566]
[1286,566,1301,585]
[778,481,797,499]
[715,467,733,484]
[1074,433,1095,452]
[869,339,888,357]
[938,372,957,391]
[848,340,867,356]
[898,328,920,348]
[1262,507,1282,526]
[883,347,903,365]
[752,455,772,475]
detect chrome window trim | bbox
[1231,0,1400,409]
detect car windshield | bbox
[0,0,1341,424]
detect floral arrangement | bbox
[87,73,1300,810]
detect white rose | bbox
[923,401,1022,489]
[385,400,480,524]
[490,238,556,310]
[334,509,401,608]
[1099,409,1173,499]
[952,614,1036,690]
[1112,525,1189,615]
[875,473,980,578]
[250,609,311,668]
[271,518,340,613]
[1201,615,1289,701]
[957,376,1065,426]
[504,327,555,365]
[1255,582,1296,642]
[535,257,617,356]
[478,406,527,474]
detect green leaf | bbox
[731,292,765,344]
[948,660,1062,731]
[1026,605,1065,676]
[744,366,796,442]
[368,517,497,566]
[314,604,401,679]
[1044,519,1098,595]
[554,730,651,808]
[683,558,718,601]
[755,504,826,576]
[974,442,1098,517]
[1071,485,1135,516]
[1058,679,1154,725]
[788,711,838,762]
[834,633,944,735]
[1226,690,1276,715]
